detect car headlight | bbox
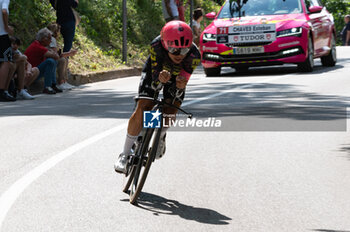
[276,27,302,38]
[203,33,217,42]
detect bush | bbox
[324,0,350,44]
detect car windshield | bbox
[218,0,302,18]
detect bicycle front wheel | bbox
[129,128,161,204]
[122,166,136,193]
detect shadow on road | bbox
[311,229,350,232]
[339,144,350,161]
[203,57,349,78]
[181,81,349,131]
[0,58,349,124]
[188,82,349,121]
[0,89,137,119]
[1,81,348,123]
[122,192,232,225]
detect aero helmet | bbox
[161,20,193,54]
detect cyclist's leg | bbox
[124,99,154,156]
[123,70,157,154]
[127,99,154,136]
[155,85,186,159]
[122,99,154,157]
[115,71,156,173]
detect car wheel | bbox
[321,33,337,67]
[297,36,314,72]
[204,67,221,77]
[234,66,249,73]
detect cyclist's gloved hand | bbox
[176,75,188,89]
[159,70,171,83]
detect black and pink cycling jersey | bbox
[138,35,200,102]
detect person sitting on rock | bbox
[8,36,38,99]
[24,28,62,94]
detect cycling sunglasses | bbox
[168,46,190,56]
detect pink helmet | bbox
[161,20,193,51]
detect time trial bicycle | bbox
[122,86,192,204]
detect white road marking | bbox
[0,74,288,230]
[0,124,127,230]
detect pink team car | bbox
[200,0,337,76]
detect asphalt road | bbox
[0,47,350,232]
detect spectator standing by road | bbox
[0,0,15,102]
[176,0,185,22]
[162,0,179,22]
[192,8,204,47]
[50,0,79,53]
[47,23,77,90]
[341,15,350,46]
[24,28,62,94]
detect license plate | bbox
[233,46,264,55]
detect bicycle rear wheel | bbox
[129,128,161,204]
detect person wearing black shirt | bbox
[341,15,350,46]
[50,0,78,52]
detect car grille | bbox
[220,51,278,59]
[203,46,304,63]
[226,42,272,47]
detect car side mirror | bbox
[205,12,216,19]
[309,6,323,14]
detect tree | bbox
[324,0,350,44]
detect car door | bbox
[314,0,333,51]
[304,0,324,54]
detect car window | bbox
[304,0,312,9]
[304,0,322,13]
[311,0,320,6]
[304,0,312,12]
[217,0,302,18]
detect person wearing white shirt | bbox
[0,0,16,101]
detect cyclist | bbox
[114,20,200,174]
